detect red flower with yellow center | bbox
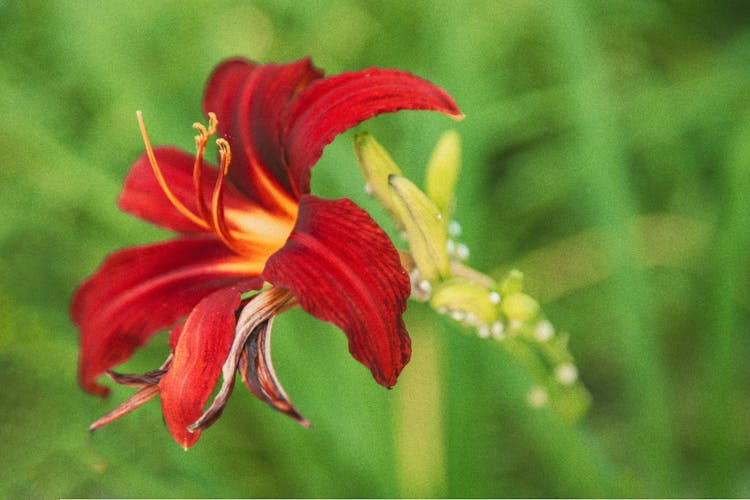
[71,57,461,448]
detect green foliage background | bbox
[1,0,749,497]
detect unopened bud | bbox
[354,133,403,221]
[389,175,449,282]
[430,278,500,326]
[501,293,539,323]
[425,130,462,220]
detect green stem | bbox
[701,116,750,496]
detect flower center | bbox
[136,112,295,258]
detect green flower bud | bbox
[501,293,539,323]
[499,269,525,296]
[425,130,461,220]
[389,174,449,282]
[430,278,499,326]
[353,132,403,221]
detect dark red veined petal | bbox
[159,282,255,448]
[282,67,463,195]
[204,58,323,212]
[119,146,259,234]
[203,57,257,139]
[262,195,412,388]
[72,236,264,395]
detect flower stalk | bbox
[355,132,591,420]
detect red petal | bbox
[203,57,257,138]
[282,68,463,195]
[204,58,323,211]
[118,146,258,234]
[72,236,264,395]
[159,283,251,448]
[262,195,412,388]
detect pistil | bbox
[192,112,218,224]
[136,111,211,230]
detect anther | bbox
[192,112,220,224]
[211,138,241,253]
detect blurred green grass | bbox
[1,0,750,497]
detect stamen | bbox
[136,111,210,229]
[211,138,243,253]
[191,112,218,225]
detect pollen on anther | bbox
[489,291,501,305]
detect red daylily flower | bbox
[72,57,461,448]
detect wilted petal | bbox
[106,368,167,387]
[204,57,323,211]
[189,287,298,431]
[88,336,174,431]
[239,317,309,426]
[89,384,161,432]
[72,236,263,395]
[159,281,258,449]
[263,195,411,388]
[283,67,463,195]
